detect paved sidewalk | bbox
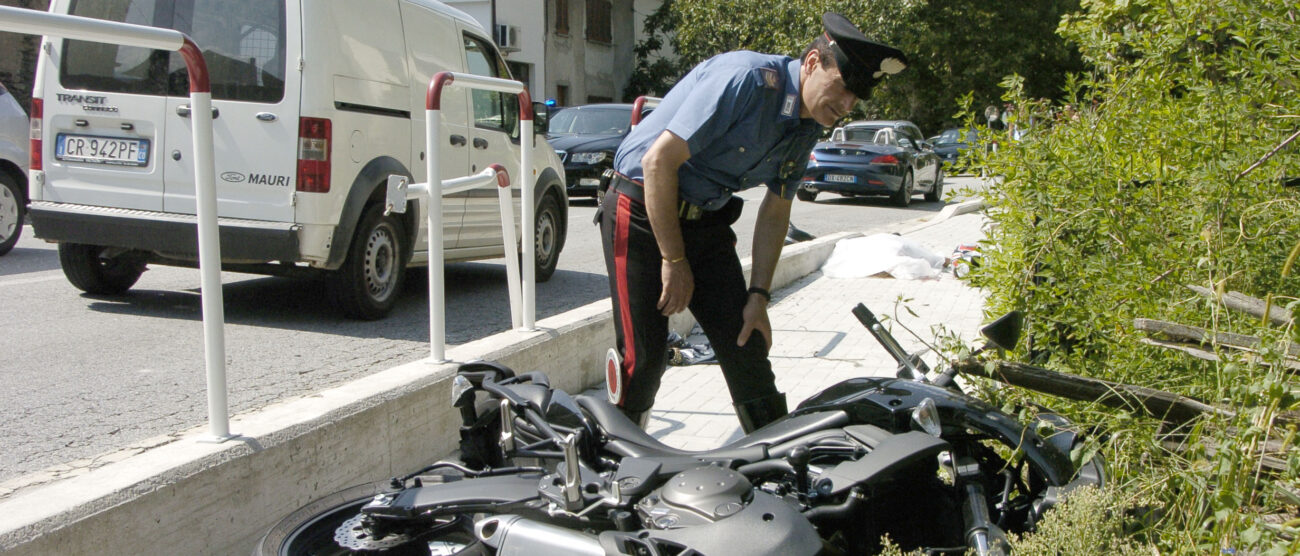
[648,209,990,450]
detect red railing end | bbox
[177,36,211,93]
[488,164,510,188]
[427,72,455,111]
[518,89,533,121]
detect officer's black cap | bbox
[821,12,908,100]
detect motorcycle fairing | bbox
[818,429,951,495]
[796,377,1075,486]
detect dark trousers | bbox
[599,187,779,414]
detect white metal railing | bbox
[0,6,233,442]
[387,71,536,362]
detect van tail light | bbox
[870,154,899,165]
[296,117,331,193]
[29,98,42,171]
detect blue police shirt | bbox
[614,51,823,211]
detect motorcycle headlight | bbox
[570,151,609,165]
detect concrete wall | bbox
[0,231,852,555]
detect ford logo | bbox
[220,172,245,183]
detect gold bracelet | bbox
[664,255,686,264]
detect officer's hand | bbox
[658,259,693,315]
[737,295,772,353]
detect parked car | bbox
[545,103,647,202]
[932,127,979,173]
[28,0,567,319]
[0,80,28,256]
[799,120,943,207]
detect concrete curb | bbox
[0,225,854,555]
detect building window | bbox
[555,85,569,107]
[554,0,569,36]
[586,0,611,43]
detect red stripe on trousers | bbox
[613,194,636,405]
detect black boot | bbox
[733,393,788,434]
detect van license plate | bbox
[56,134,150,167]
[825,174,856,183]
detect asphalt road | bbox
[0,176,984,485]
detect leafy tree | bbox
[970,0,1300,551]
[627,0,1084,133]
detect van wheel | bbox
[0,173,23,256]
[330,203,407,320]
[533,193,562,282]
[58,243,147,294]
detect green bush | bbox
[969,0,1300,552]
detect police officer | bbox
[600,13,908,432]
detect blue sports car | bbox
[798,120,943,207]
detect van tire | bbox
[533,193,562,282]
[330,203,407,320]
[58,243,147,294]
[0,173,23,256]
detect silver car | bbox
[0,80,28,255]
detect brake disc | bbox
[334,514,418,551]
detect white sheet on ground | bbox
[822,233,946,280]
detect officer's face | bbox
[800,53,857,127]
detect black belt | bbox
[609,174,706,221]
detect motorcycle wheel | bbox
[255,472,489,556]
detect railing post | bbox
[426,73,453,362]
[0,6,231,441]
[518,90,535,330]
[421,72,534,359]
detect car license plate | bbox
[825,174,856,183]
[55,134,150,167]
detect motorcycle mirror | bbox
[980,311,1024,352]
[911,397,942,437]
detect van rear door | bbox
[45,0,171,211]
[161,0,297,222]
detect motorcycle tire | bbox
[254,470,489,556]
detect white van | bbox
[28,0,567,319]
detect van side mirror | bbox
[532,102,550,135]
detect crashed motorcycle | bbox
[256,304,1104,555]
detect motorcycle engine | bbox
[637,465,752,528]
[626,465,824,556]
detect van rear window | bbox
[60,0,286,103]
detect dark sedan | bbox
[933,128,979,173]
[546,104,643,201]
[798,120,943,207]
